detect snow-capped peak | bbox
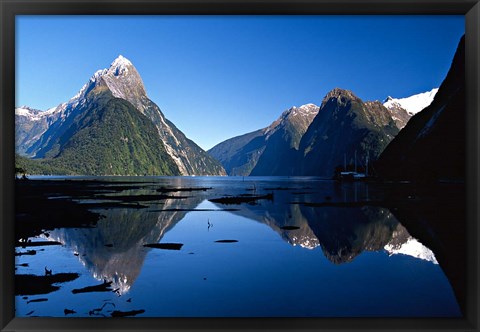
[109,55,134,76]
[15,107,35,117]
[15,106,61,121]
[383,88,438,116]
[281,103,319,118]
[384,237,438,264]
[111,55,132,67]
[67,55,147,113]
[297,103,320,114]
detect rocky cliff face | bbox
[295,88,399,177]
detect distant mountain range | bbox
[209,86,439,177]
[17,33,462,181]
[208,104,320,176]
[15,56,226,176]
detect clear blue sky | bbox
[16,15,464,150]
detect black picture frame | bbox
[1,0,479,331]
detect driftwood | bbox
[111,309,145,317]
[143,243,183,250]
[15,273,79,295]
[209,193,273,205]
[72,281,113,294]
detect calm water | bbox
[15,176,461,317]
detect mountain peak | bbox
[109,55,134,76]
[323,88,357,102]
[321,88,359,108]
[111,55,132,67]
[69,55,148,113]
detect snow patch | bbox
[384,237,438,264]
[383,88,438,115]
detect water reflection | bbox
[213,196,436,265]
[17,177,463,317]
[48,195,204,294]
[47,185,438,295]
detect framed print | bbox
[1,0,479,331]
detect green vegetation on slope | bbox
[18,89,180,176]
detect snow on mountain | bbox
[384,237,438,264]
[16,55,226,175]
[15,107,38,118]
[383,88,438,116]
[264,103,320,139]
[69,55,147,112]
[15,106,59,120]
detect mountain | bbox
[15,106,63,156]
[383,88,438,129]
[15,56,226,176]
[208,104,319,176]
[381,99,412,130]
[295,88,399,177]
[383,88,439,116]
[250,104,320,176]
[207,129,265,176]
[377,36,465,182]
[210,89,402,178]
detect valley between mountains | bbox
[16,36,465,182]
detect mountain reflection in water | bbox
[48,195,205,294]
[15,177,461,317]
[46,180,437,295]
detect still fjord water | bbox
[15,176,461,317]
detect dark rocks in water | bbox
[72,281,113,294]
[280,226,300,230]
[264,187,292,191]
[92,194,188,202]
[16,241,62,248]
[152,208,240,212]
[104,244,113,247]
[15,273,79,295]
[15,180,102,241]
[209,193,273,205]
[214,240,239,243]
[15,250,36,256]
[89,302,116,316]
[143,243,183,250]
[110,309,145,317]
[156,187,212,193]
[26,298,48,304]
[79,202,149,209]
[64,308,76,315]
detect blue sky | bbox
[16,15,464,150]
